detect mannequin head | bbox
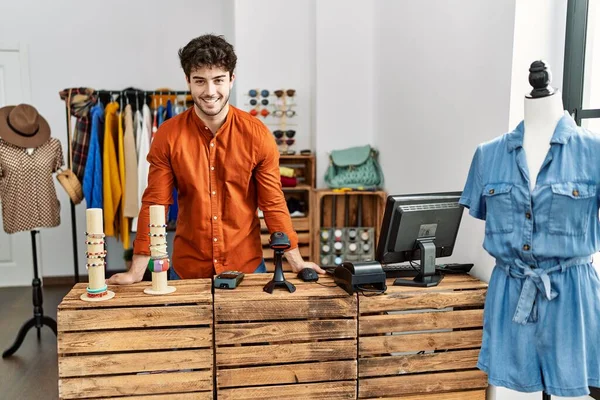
[526,60,557,99]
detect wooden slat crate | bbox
[313,190,387,264]
[357,274,488,399]
[57,279,214,400]
[214,274,358,399]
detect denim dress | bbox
[460,115,600,397]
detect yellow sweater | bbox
[103,102,122,238]
[117,111,129,248]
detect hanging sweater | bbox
[123,104,139,218]
[83,102,104,209]
[117,111,129,248]
[131,104,151,232]
[103,102,122,237]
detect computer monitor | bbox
[375,191,464,287]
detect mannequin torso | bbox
[522,91,564,191]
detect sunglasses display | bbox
[275,138,294,147]
[273,130,295,138]
[272,109,296,118]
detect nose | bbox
[206,81,217,96]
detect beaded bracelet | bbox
[148,232,168,237]
[86,250,107,257]
[85,240,105,245]
[147,258,170,273]
[86,232,106,239]
[148,223,168,228]
[86,284,108,294]
[86,262,106,269]
[86,291,108,298]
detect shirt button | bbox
[523,244,530,251]
[214,259,218,263]
[213,216,217,220]
[212,191,216,195]
[573,189,579,197]
[210,143,214,147]
[210,166,215,171]
[214,237,218,242]
[489,189,495,194]
[525,212,531,219]
[204,127,208,130]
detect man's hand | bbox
[106,254,150,285]
[284,247,327,274]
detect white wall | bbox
[373,0,517,286]
[233,0,315,154]
[314,0,375,188]
[0,0,231,278]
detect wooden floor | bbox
[0,284,71,400]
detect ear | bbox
[229,72,236,89]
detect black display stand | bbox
[2,230,57,358]
[263,232,296,294]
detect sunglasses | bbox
[272,109,296,118]
[249,109,270,117]
[274,89,296,98]
[276,138,295,146]
[273,130,295,138]
[248,89,271,98]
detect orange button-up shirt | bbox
[132,106,298,278]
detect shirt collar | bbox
[190,105,233,139]
[507,113,578,152]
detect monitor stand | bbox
[393,237,443,287]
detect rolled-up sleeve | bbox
[460,145,486,220]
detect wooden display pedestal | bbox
[357,274,488,399]
[57,279,213,400]
[214,274,358,399]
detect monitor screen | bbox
[375,191,463,265]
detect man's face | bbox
[186,66,235,118]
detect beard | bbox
[194,92,230,117]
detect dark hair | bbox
[178,34,237,79]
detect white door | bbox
[0,44,36,287]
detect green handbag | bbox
[325,145,384,189]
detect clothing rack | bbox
[60,89,191,282]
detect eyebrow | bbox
[192,75,227,80]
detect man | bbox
[108,34,323,284]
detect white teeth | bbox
[203,98,218,103]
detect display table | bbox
[214,274,358,399]
[357,274,488,399]
[56,272,489,399]
[57,279,213,400]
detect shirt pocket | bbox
[548,182,596,236]
[482,183,514,234]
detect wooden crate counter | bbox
[214,274,358,399]
[57,279,214,400]
[357,274,488,400]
